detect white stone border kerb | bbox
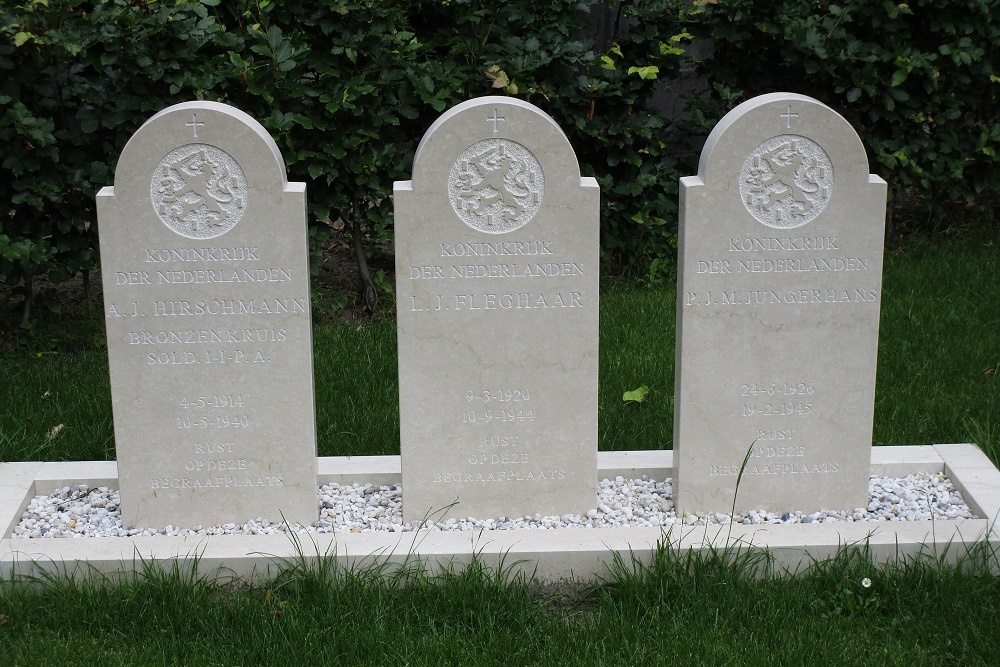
[2,445,998,583]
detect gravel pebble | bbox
[10,473,975,539]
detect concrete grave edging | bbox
[2,445,998,583]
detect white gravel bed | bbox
[9,472,975,539]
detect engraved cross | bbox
[781,105,799,129]
[186,114,205,138]
[486,109,505,135]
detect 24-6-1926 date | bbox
[739,383,815,397]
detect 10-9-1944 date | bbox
[462,409,534,423]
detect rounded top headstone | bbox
[696,93,871,230]
[114,101,289,240]
[409,97,581,234]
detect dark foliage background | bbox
[2,0,996,322]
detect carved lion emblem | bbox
[448,139,544,233]
[740,135,833,229]
[151,144,247,239]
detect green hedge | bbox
[1,0,232,319]
[686,0,1000,233]
[2,0,997,322]
[1,0,691,321]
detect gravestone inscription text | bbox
[674,93,886,515]
[395,97,599,522]
[98,101,317,529]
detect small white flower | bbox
[861,577,872,589]
[45,424,64,440]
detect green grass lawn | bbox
[1,226,998,665]
[1,543,997,665]
[1,227,996,464]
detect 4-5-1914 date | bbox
[179,395,245,409]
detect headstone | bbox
[97,101,317,529]
[674,93,886,515]
[394,96,600,523]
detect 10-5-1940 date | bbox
[177,415,249,429]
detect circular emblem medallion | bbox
[739,134,833,229]
[448,139,544,234]
[151,144,248,239]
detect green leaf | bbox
[846,87,862,103]
[623,385,650,404]
[891,70,907,87]
[13,32,32,47]
[600,55,616,71]
[627,65,659,80]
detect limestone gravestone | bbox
[674,93,886,515]
[395,97,600,522]
[97,101,318,528]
